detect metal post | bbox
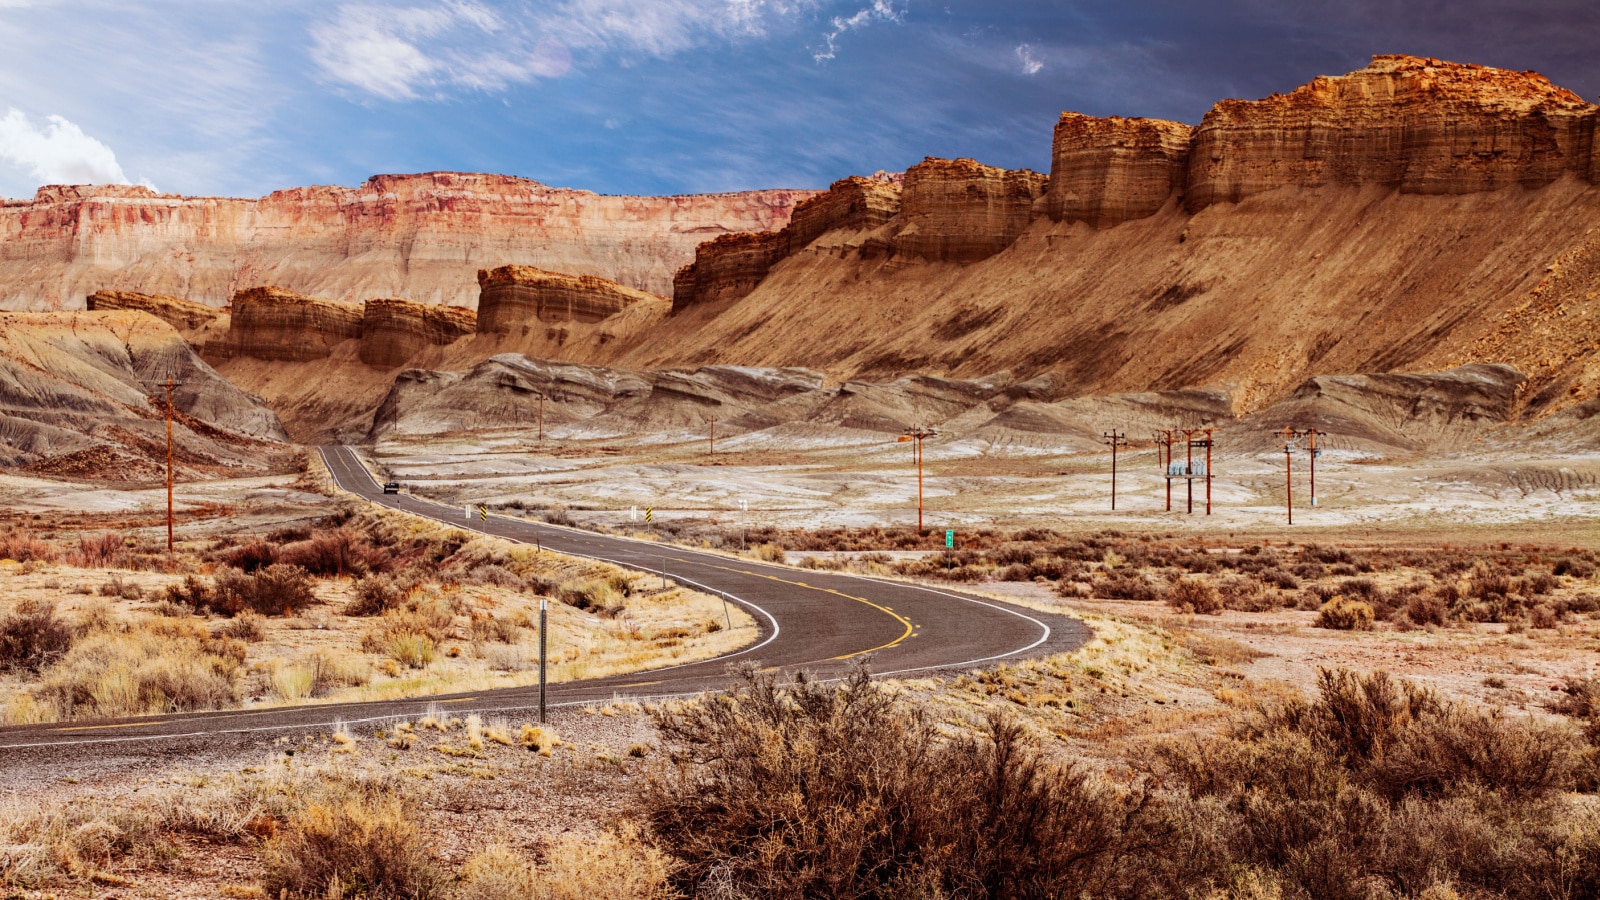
[709,418,715,455]
[538,597,547,724]
[916,436,924,532]
[1285,438,1294,526]
[165,375,175,553]
[1308,428,1317,508]
[661,559,667,591]
[720,591,732,631]
[537,395,544,445]
[1185,431,1194,514]
[1102,431,1127,510]
[1205,428,1213,516]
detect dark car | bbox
[382,481,400,494]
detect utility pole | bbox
[709,417,716,455]
[156,374,183,553]
[1154,429,1177,511]
[1280,426,1300,526]
[898,427,937,533]
[538,597,547,723]
[1102,430,1128,510]
[537,394,544,445]
[1306,427,1320,508]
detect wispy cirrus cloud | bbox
[813,0,905,61]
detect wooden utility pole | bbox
[1280,426,1299,525]
[898,427,937,533]
[537,395,544,445]
[709,417,716,455]
[1307,427,1320,508]
[1102,430,1128,510]
[162,374,181,553]
[1154,429,1177,511]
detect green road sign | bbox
[945,529,954,549]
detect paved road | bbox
[0,445,1089,770]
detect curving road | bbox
[0,445,1089,773]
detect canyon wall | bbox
[359,298,477,368]
[0,172,813,311]
[85,289,222,333]
[619,56,1600,416]
[476,265,667,335]
[223,287,363,362]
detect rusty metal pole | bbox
[1285,440,1294,526]
[1205,428,1214,516]
[164,375,176,553]
[710,417,715,455]
[1308,428,1317,509]
[916,435,924,533]
[1185,431,1194,514]
[537,395,544,445]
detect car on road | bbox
[383,481,400,494]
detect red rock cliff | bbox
[1186,55,1600,211]
[0,173,813,310]
[476,265,667,336]
[888,158,1048,262]
[85,289,222,333]
[359,298,476,368]
[1047,114,1194,226]
[224,286,363,362]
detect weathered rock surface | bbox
[0,311,290,479]
[359,298,476,368]
[85,290,222,333]
[476,266,667,335]
[0,173,813,310]
[224,287,363,362]
[888,158,1048,262]
[1047,114,1194,226]
[1186,55,1600,211]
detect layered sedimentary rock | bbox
[226,287,363,362]
[1047,114,1194,226]
[85,290,222,332]
[0,173,813,310]
[476,265,667,335]
[1186,55,1600,211]
[888,158,1048,262]
[358,298,476,367]
[672,176,903,313]
[0,311,289,478]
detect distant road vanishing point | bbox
[0,445,1088,775]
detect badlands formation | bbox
[3,55,1600,487]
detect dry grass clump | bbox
[1315,595,1376,630]
[751,542,786,564]
[29,617,245,719]
[272,650,371,701]
[260,781,443,900]
[0,599,74,672]
[646,665,1151,898]
[457,826,676,900]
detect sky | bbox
[0,0,1597,200]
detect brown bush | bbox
[205,565,316,617]
[0,600,73,672]
[1316,596,1374,630]
[645,665,1151,899]
[278,528,395,578]
[71,533,126,568]
[346,574,405,616]
[261,784,442,900]
[33,619,245,718]
[1405,591,1447,626]
[1166,578,1223,614]
[0,530,56,563]
[1099,571,1160,601]
[216,539,279,572]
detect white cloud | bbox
[0,108,134,188]
[1016,42,1043,75]
[814,0,904,61]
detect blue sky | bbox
[0,1,1596,199]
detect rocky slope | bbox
[0,311,290,479]
[85,290,222,333]
[0,173,812,310]
[623,55,1600,422]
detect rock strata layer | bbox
[476,265,667,335]
[889,158,1048,262]
[225,287,363,362]
[1047,114,1194,226]
[359,298,476,367]
[85,290,222,332]
[0,172,812,310]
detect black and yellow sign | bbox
[644,506,653,524]
[478,504,488,522]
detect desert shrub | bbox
[1217,575,1275,612]
[1520,572,1557,597]
[469,616,521,645]
[1564,592,1600,615]
[0,530,56,563]
[1316,596,1374,630]
[1291,560,1327,580]
[32,618,244,718]
[361,603,452,668]
[0,600,74,672]
[1099,571,1159,601]
[752,542,787,564]
[558,578,619,611]
[214,610,267,642]
[162,575,213,610]
[1555,557,1597,579]
[346,574,405,617]
[261,783,443,900]
[465,564,521,588]
[71,533,126,568]
[206,565,316,617]
[1404,591,1447,627]
[1166,578,1222,614]
[1258,567,1299,590]
[273,650,369,700]
[98,575,142,600]
[645,666,1149,899]
[1531,603,1559,629]
[457,827,676,900]
[216,539,279,572]
[278,528,394,578]
[387,634,436,669]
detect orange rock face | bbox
[85,289,222,332]
[1048,114,1194,227]
[476,265,667,336]
[224,286,363,362]
[1185,55,1600,211]
[888,158,1048,262]
[359,298,476,368]
[0,173,813,310]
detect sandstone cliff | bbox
[223,286,363,362]
[478,265,667,335]
[0,172,813,310]
[85,290,222,333]
[616,56,1600,418]
[359,298,476,368]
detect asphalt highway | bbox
[0,445,1089,771]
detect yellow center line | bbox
[697,562,914,659]
[56,720,172,732]
[618,680,663,687]
[441,697,480,703]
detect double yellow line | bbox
[693,560,915,659]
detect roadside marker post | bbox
[1102,430,1128,510]
[538,597,547,724]
[719,591,732,632]
[740,498,748,551]
[479,504,488,523]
